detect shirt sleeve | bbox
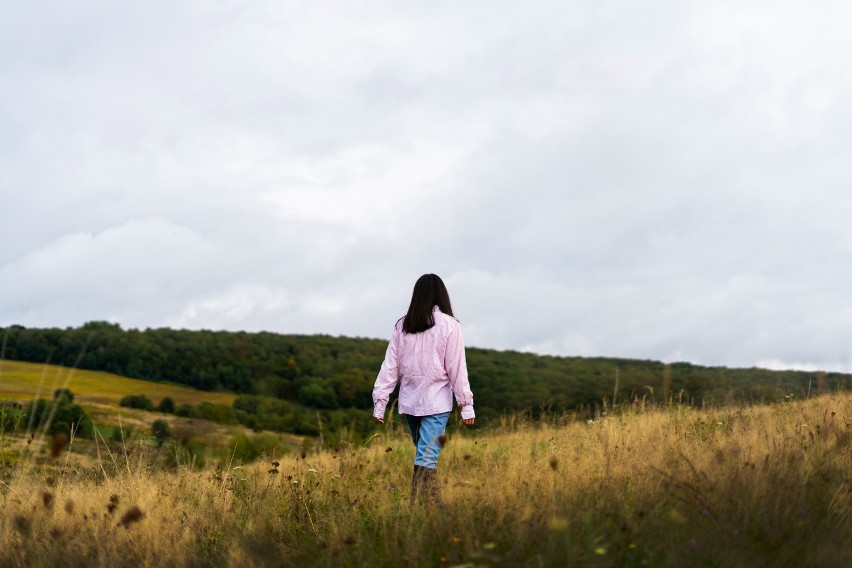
[372,325,401,418]
[445,321,475,419]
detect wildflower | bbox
[308,468,318,473]
[594,547,607,555]
[386,485,395,492]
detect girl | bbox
[372,274,475,505]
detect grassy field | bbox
[0,360,236,407]
[0,360,302,467]
[1,391,849,567]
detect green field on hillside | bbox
[0,360,236,407]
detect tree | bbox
[298,378,339,409]
[25,391,93,438]
[54,389,74,403]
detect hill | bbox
[1,322,850,442]
[0,360,236,407]
[0,360,302,466]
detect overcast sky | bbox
[2,1,852,371]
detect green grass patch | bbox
[0,360,236,407]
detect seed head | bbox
[50,433,68,458]
[107,494,119,514]
[118,506,145,529]
[437,435,448,448]
[13,515,31,535]
[42,491,55,509]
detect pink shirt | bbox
[372,306,475,420]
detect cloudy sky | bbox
[2,0,852,371]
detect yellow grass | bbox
[0,360,236,406]
[1,392,850,567]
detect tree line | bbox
[2,322,849,441]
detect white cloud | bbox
[2,1,852,371]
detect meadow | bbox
[0,360,236,407]
[0,391,849,567]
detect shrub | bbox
[157,397,176,414]
[119,394,154,411]
[151,419,172,446]
[23,390,93,438]
[110,425,133,443]
[174,404,200,418]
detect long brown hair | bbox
[401,274,454,334]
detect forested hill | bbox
[2,322,849,419]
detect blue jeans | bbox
[404,412,450,470]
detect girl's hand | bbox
[374,416,385,424]
[462,418,474,426]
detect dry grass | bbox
[1,392,850,567]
